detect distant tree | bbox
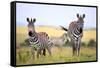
[87,39,96,47]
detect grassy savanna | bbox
[16,47,96,65]
[16,26,96,65]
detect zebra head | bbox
[27,18,36,37]
[76,14,85,33]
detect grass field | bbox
[16,47,96,65]
[16,26,97,65]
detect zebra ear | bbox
[83,14,85,18]
[32,18,36,23]
[77,14,79,18]
[27,18,30,23]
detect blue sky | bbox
[16,3,96,29]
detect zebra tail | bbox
[60,26,68,31]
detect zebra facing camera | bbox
[11,1,98,67]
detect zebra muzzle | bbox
[28,31,33,37]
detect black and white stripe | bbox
[28,32,53,58]
[72,26,82,41]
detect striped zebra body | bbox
[26,18,53,58]
[68,21,83,41]
[61,14,85,56]
[29,32,52,50]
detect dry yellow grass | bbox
[17,26,96,42]
[82,30,96,42]
[17,26,65,37]
[36,26,65,37]
[17,26,28,34]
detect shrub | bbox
[87,39,96,47]
[81,42,86,47]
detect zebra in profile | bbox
[26,17,53,58]
[60,14,85,56]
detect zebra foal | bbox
[60,14,85,56]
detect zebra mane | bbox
[60,26,68,32]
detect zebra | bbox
[60,14,85,56]
[51,33,68,48]
[26,17,53,58]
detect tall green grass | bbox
[16,47,96,65]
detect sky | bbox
[16,3,97,29]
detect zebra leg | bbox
[47,47,52,56]
[72,41,75,56]
[72,42,77,56]
[72,45,76,56]
[31,47,35,59]
[77,46,80,56]
[77,40,81,56]
[43,49,46,56]
[37,49,41,58]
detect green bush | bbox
[87,39,96,47]
[64,41,86,47]
[81,42,86,47]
